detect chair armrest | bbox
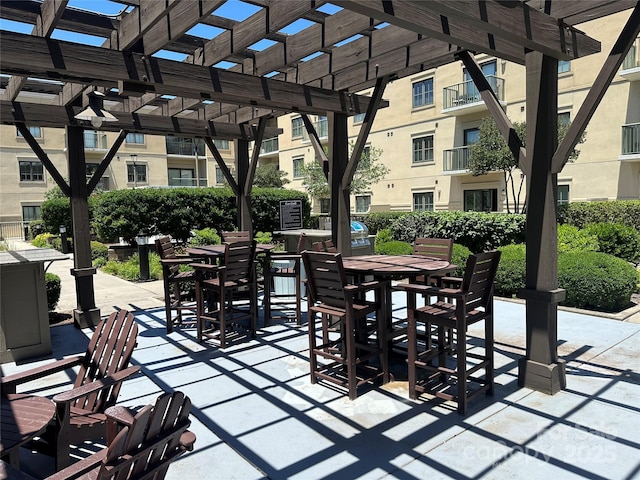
[44,449,106,480]
[189,263,222,272]
[268,252,302,261]
[159,258,195,266]
[104,405,137,427]
[344,279,389,295]
[395,282,465,298]
[0,356,83,394]
[51,366,140,404]
[181,430,197,451]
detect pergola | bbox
[1,0,638,395]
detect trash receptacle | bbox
[272,260,306,297]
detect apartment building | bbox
[272,9,640,215]
[1,11,638,227]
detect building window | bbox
[127,163,147,184]
[353,113,365,123]
[558,60,571,74]
[558,185,570,205]
[320,198,330,214]
[292,117,304,138]
[17,126,42,138]
[464,189,498,212]
[126,133,145,144]
[86,163,109,190]
[558,112,571,126]
[22,205,41,222]
[293,157,304,178]
[19,160,44,182]
[213,139,230,150]
[464,128,480,146]
[215,167,225,184]
[355,195,371,213]
[413,192,434,212]
[412,78,434,108]
[412,135,434,164]
[168,168,195,187]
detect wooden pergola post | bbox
[328,113,351,255]
[517,52,567,394]
[67,126,100,329]
[235,139,251,233]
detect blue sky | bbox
[0,1,345,64]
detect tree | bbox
[468,118,585,213]
[253,164,290,188]
[300,143,389,201]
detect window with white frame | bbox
[22,205,41,222]
[320,198,330,214]
[413,192,434,212]
[19,160,44,182]
[86,163,109,190]
[292,117,304,138]
[215,167,225,184]
[557,185,569,205]
[558,112,571,126]
[214,139,230,150]
[293,157,304,178]
[412,135,434,164]
[412,78,434,108]
[127,163,147,184]
[353,113,365,123]
[558,60,571,74]
[17,126,42,138]
[126,132,145,144]
[168,168,195,187]
[355,195,371,213]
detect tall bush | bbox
[557,200,640,231]
[494,244,526,297]
[583,222,640,264]
[362,212,408,234]
[557,224,599,254]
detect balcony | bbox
[259,137,279,157]
[442,76,505,115]
[302,118,328,141]
[620,38,640,81]
[84,131,107,150]
[619,123,640,161]
[166,137,206,156]
[443,146,471,173]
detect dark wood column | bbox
[67,126,100,328]
[235,138,252,232]
[517,52,566,394]
[328,113,351,255]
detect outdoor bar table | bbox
[342,255,454,353]
[0,394,56,469]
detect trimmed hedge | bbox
[557,200,640,231]
[45,272,61,311]
[494,244,526,297]
[557,224,599,254]
[390,211,526,253]
[450,243,472,278]
[583,222,640,264]
[361,212,409,235]
[374,240,413,255]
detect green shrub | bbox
[189,228,221,246]
[557,224,599,254]
[362,212,408,234]
[391,211,526,253]
[583,222,640,263]
[494,244,526,298]
[45,272,61,311]
[450,243,472,278]
[557,200,640,231]
[375,228,393,245]
[32,233,55,248]
[558,251,639,311]
[28,220,45,239]
[375,240,413,255]
[91,241,109,261]
[93,257,107,268]
[251,188,311,233]
[101,253,162,281]
[254,231,273,244]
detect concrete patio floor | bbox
[2,241,639,479]
[2,289,639,480]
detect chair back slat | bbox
[461,251,501,311]
[311,241,325,252]
[222,231,251,243]
[155,237,180,275]
[74,310,138,413]
[413,237,453,261]
[295,233,307,254]
[324,240,337,253]
[223,240,256,283]
[303,251,348,308]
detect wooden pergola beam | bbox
[1,101,282,139]
[87,130,128,195]
[204,138,240,196]
[301,114,330,180]
[0,31,383,116]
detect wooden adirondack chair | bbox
[1,310,140,470]
[44,391,195,480]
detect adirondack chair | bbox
[44,391,195,480]
[156,236,200,333]
[1,310,140,470]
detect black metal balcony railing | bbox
[622,39,640,70]
[442,76,505,110]
[165,137,206,156]
[84,131,107,149]
[260,137,279,154]
[443,146,471,171]
[622,123,640,155]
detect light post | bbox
[59,225,69,254]
[136,233,150,281]
[130,154,138,189]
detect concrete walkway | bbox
[2,241,640,479]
